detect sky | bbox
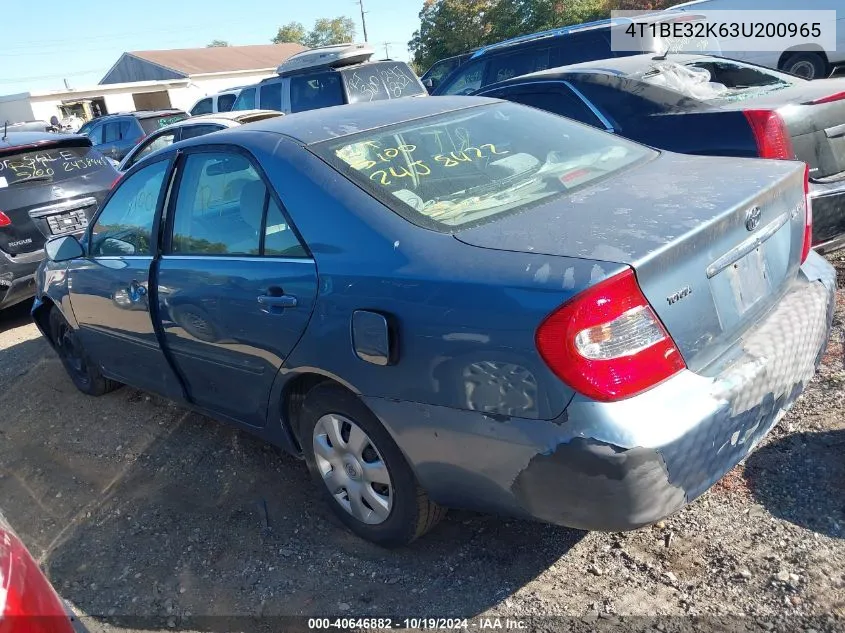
[0,0,423,95]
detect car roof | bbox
[96,109,186,120]
[155,110,280,133]
[210,96,496,146]
[0,131,89,150]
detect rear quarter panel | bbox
[239,131,609,421]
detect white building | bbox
[0,43,306,125]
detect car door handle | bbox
[257,294,297,309]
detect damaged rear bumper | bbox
[364,253,837,532]
[809,178,845,253]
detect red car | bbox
[0,512,79,633]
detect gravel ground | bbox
[0,253,842,633]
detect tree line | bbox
[409,0,688,71]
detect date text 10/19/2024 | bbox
[308,618,527,630]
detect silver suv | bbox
[232,43,426,114]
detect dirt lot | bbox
[0,254,843,633]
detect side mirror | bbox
[45,235,84,263]
[423,78,434,90]
[106,157,120,169]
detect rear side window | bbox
[567,78,663,129]
[90,159,169,257]
[191,98,213,115]
[317,102,653,230]
[0,143,113,187]
[500,89,603,128]
[217,93,237,112]
[232,88,256,111]
[486,49,551,85]
[260,82,284,111]
[180,124,225,140]
[290,73,344,113]
[103,121,122,143]
[554,33,614,65]
[139,114,188,134]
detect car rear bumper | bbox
[809,178,845,253]
[0,247,43,309]
[363,252,837,531]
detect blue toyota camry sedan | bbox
[34,97,835,546]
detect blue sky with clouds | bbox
[0,0,422,95]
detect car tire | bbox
[782,52,827,80]
[49,307,121,397]
[300,384,446,547]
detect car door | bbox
[67,156,185,399]
[481,82,610,130]
[157,148,317,427]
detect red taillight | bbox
[536,270,686,402]
[1,528,75,633]
[0,212,10,228]
[743,109,795,159]
[804,91,845,105]
[802,163,813,262]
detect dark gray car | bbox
[0,132,116,309]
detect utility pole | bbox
[356,0,369,42]
[383,42,390,59]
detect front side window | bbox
[290,73,344,113]
[170,152,306,257]
[438,60,487,95]
[316,102,653,230]
[86,123,104,145]
[90,159,169,256]
[232,88,256,111]
[191,98,213,116]
[126,131,178,169]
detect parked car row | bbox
[0,28,839,551]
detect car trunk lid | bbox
[454,152,808,371]
[0,139,115,255]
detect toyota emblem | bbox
[745,206,762,232]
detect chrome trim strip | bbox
[29,197,99,218]
[477,79,615,132]
[161,255,315,264]
[705,212,790,279]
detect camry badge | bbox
[745,206,762,232]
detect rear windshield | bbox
[139,113,188,134]
[0,143,112,188]
[343,63,426,103]
[314,102,653,230]
[638,59,797,103]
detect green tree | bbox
[272,21,308,45]
[206,39,230,47]
[304,17,356,47]
[409,0,495,72]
